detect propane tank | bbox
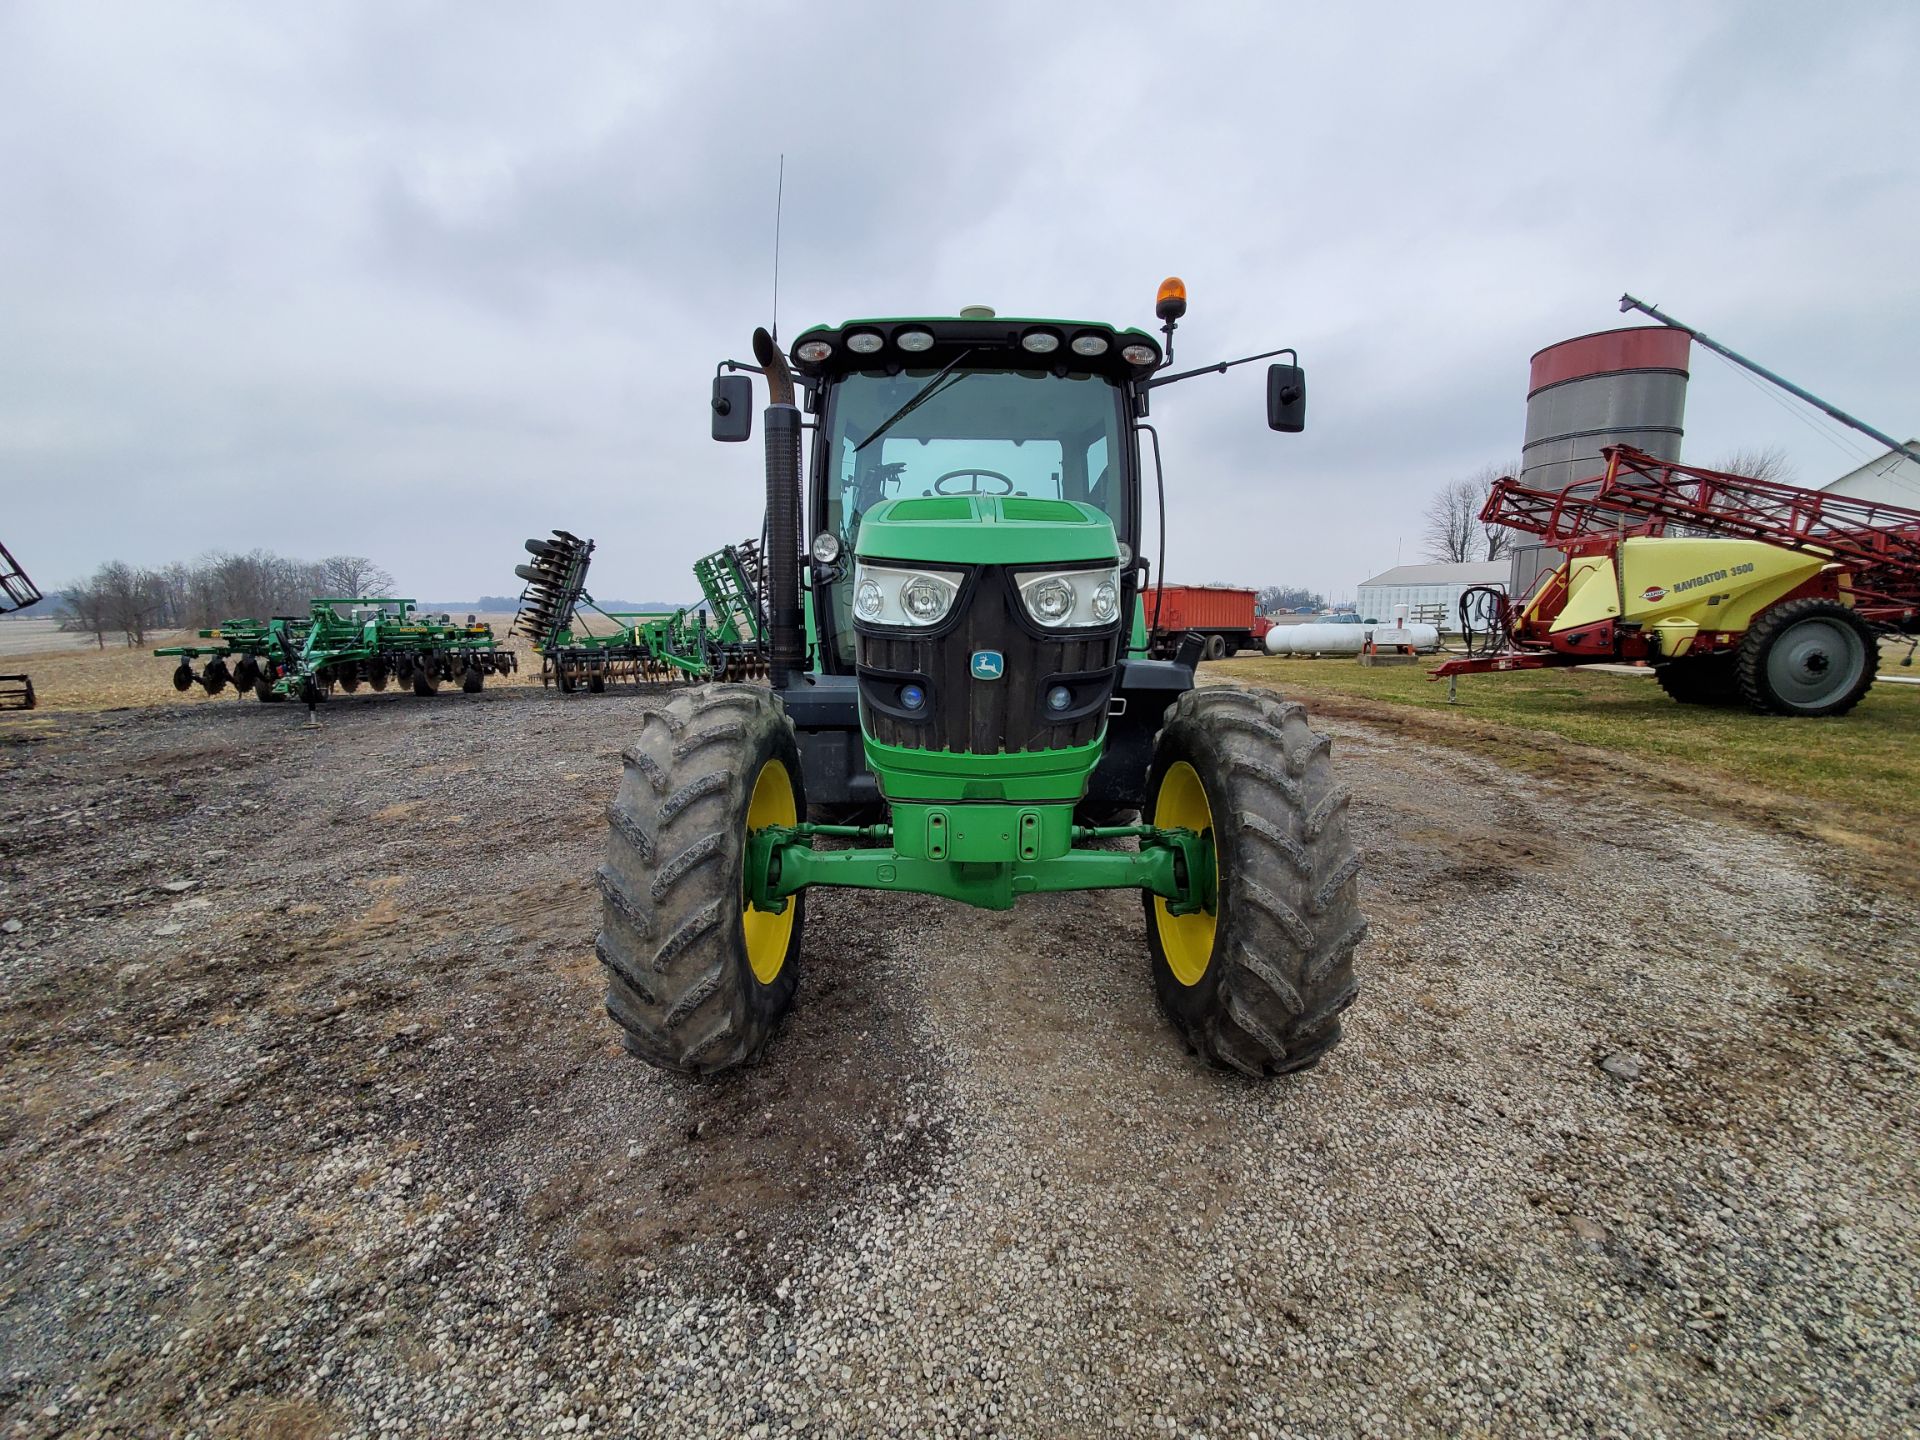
[1265,622,1440,656]
[1371,622,1441,653]
[1266,624,1368,656]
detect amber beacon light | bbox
[1155,276,1188,322]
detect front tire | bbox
[597,684,807,1074]
[1143,688,1365,1077]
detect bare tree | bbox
[320,554,397,599]
[56,549,391,639]
[1255,585,1326,613]
[1422,480,1478,562]
[1712,445,1797,485]
[101,561,169,645]
[1423,463,1521,563]
[60,562,168,645]
[58,576,113,649]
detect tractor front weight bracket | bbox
[744,821,1212,915]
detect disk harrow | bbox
[511,530,769,693]
[156,600,516,704]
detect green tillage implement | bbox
[155,599,516,703]
[595,285,1367,1081]
[528,539,770,692]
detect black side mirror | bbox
[1267,363,1306,432]
[712,374,753,442]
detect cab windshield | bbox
[817,366,1129,662]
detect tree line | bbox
[59,552,395,648]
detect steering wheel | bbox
[931,468,1015,496]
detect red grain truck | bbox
[1143,584,1272,661]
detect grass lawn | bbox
[1213,653,1920,865]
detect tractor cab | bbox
[711,294,1307,817]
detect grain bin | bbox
[1514,325,1691,599]
[1520,327,1691,493]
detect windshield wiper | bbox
[854,349,975,453]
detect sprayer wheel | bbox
[1654,653,1739,706]
[1736,599,1878,717]
[598,683,806,1075]
[1142,687,1366,1078]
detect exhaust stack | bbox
[753,327,805,688]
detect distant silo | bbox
[1520,326,1691,492]
[1505,326,1693,602]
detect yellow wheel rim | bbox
[742,757,798,984]
[1152,760,1217,987]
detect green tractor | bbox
[597,283,1364,1077]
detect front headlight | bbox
[1016,566,1124,629]
[851,562,964,627]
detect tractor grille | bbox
[855,565,1120,754]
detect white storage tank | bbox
[1264,623,1439,656]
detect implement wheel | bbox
[1736,599,1878,717]
[412,664,440,697]
[1143,688,1365,1077]
[1654,652,1739,706]
[598,684,806,1074]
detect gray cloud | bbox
[3,1,1916,605]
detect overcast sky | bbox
[4,1,1916,604]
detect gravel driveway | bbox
[1,687,1915,1438]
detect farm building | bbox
[1355,561,1509,624]
[1817,440,1920,509]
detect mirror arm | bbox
[715,359,766,378]
[1142,346,1298,390]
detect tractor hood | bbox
[852,496,1119,567]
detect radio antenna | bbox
[771,154,785,345]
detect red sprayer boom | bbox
[1486,446,1920,622]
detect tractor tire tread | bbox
[594,865,652,939]
[604,803,656,864]
[652,899,725,975]
[1145,685,1365,1077]
[661,772,731,824]
[651,832,728,900]
[594,935,658,1006]
[597,683,805,1074]
[1236,813,1314,877]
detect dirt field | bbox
[2,683,1917,1438]
[0,619,100,660]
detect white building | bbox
[1355,561,1510,624]
[1817,440,1920,510]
